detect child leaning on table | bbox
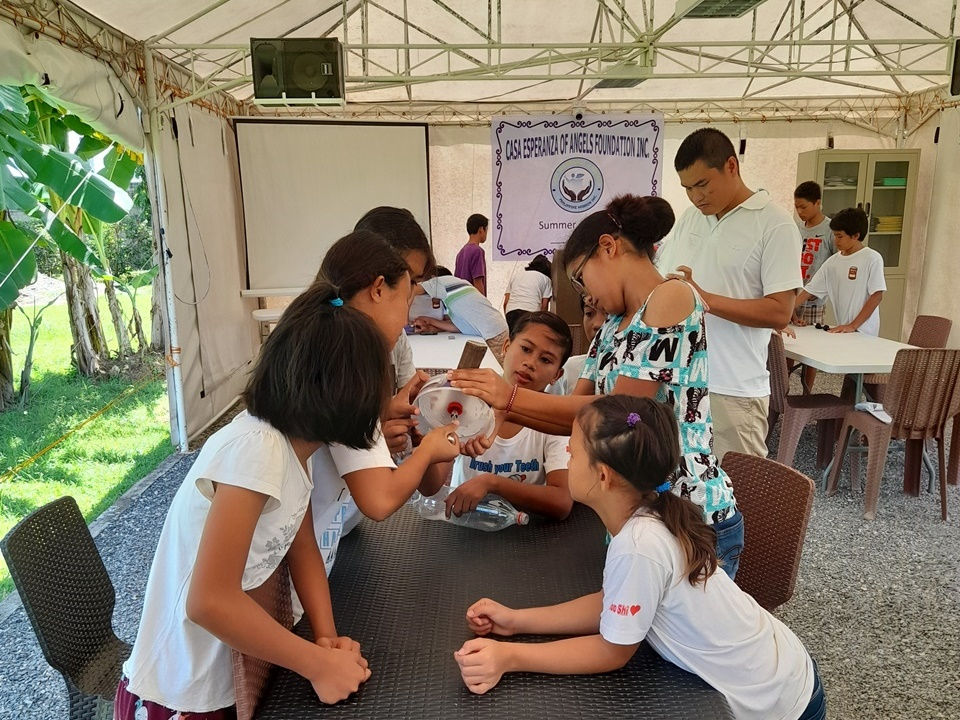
[421,311,574,521]
[115,282,393,719]
[794,207,885,337]
[455,395,826,720]
[304,233,460,573]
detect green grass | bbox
[0,288,172,599]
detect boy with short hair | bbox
[792,181,835,390]
[422,312,574,521]
[455,213,489,295]
[795,207,885,336]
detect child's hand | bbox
[828,324,856,334]
[382,418,418,455]
[413,316,440,333]
[455,637,510,695]
[792,312,806,327]
[445,475,494,517]
[306,645,371,704]
[460,410,506,458]
[386,371,429,420]
[778,326,797,340]
[419,421,462,463]
[316,635,363,656]
[448,369,513,410]
[465,597,517,636]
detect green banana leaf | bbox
[13,140,133,223]
[0,85,28,121]
[120,266,159,290]
[0,220,38,309]
[99,145,138,192]
[0,164,104,274]
[75,133,112,160]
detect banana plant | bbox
[0,84,135,381]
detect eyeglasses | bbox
[568,246,596,297]
[815,323,831,331]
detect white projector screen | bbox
[236,120,430,290]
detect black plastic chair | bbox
[0,496,130,720]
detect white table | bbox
[781,325,915,377]
[782,325,917,488]
[407,332,500,371]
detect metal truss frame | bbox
[1,0,957,133]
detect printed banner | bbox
[491,113,663,261]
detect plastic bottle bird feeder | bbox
[414,375,495,441]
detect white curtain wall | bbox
[917,106,960,347]
[157,106,258,439]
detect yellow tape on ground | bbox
[0,374,157,485]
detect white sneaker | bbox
[855,401,892,424]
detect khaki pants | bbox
[711,393,769,463]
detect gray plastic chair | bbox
[0,496,130,720]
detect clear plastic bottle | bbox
[416,486,529,531]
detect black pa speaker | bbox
[950,36,960,99]
[251,38,345,102]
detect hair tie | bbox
[607,212,622,230]
[329,297,344,307]
[626,412,641,428]
[655,481,672,494]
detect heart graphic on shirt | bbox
[629,605,641,616]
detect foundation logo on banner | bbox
[551,157,604,213]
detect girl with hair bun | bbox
[449,194,742,580]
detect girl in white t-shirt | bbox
[422,312,575,520]
[116,233,459,720]
[455,395,825,720]
[306,233,461,567]
[503,255,554,331]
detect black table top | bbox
[254,503,733,719]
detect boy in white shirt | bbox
[422,311,574,520]
[413,267,510,366]
[792,181,835,392]
[795,207,885,336]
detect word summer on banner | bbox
[491,114,663,261]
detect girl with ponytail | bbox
[456,396,825,720]
[449,194,742,579]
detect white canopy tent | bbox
[1,0,958,450]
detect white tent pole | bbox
[143,45,190,453]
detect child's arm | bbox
[466,593,604,636]
[456,635,640,693]
[445,469,572,520]
[829,290,883,333]
[414,316,460,333]
[286,502,337,639]
[502,293,510,313]
[419,459,453,497]
[457,593,638,692]
[449,368,594,435]
[186,484,370,704]
[343,424,460,520]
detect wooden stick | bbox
[457,340,488,370]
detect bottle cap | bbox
[516,512,529,526]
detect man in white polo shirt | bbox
[658,128,801,461]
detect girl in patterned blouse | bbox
[450,195,742,579]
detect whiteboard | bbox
[236,120,431,290]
